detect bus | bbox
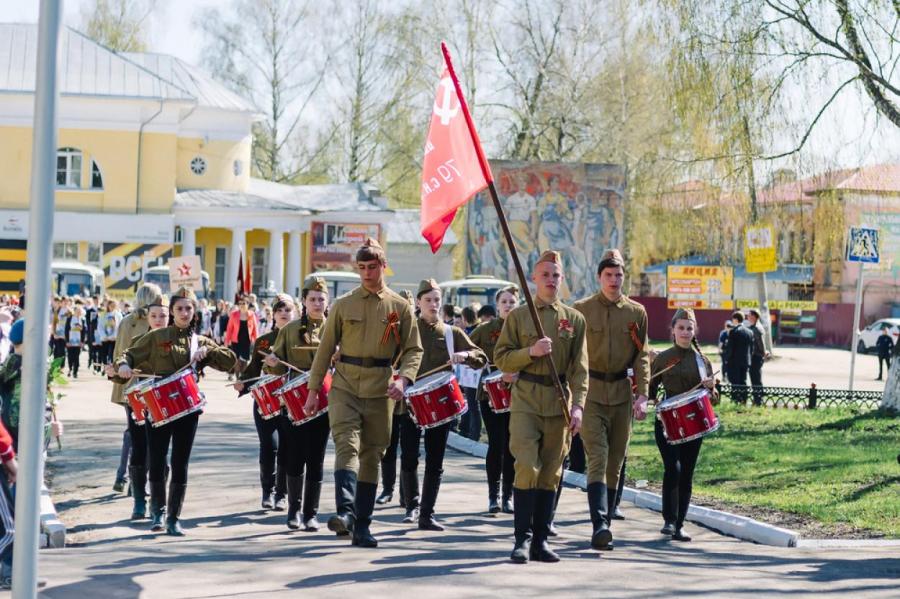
[439,275,518,309]
[51,260,104,297]
[142,265,211,301]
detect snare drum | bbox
[124,378,154,425]
[405,371,467,429]
[250,374,286,420]
[142,369,206,427]
[482,370,511,414]
[277,371,332,426]
[656,388,719,444]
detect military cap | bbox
[400,289,414,304]
[597,248,625,273]
[274,292,294,305]
[535,250,562,266]
[416,278,441,298]
[303,275,328,293]
[146,294,170,308]
[672,307,696,323]
[362,237,383,251]
[171,286,197,302]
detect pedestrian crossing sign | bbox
[846,227,880,263]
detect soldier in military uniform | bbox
[494,250,588,564]
[264,278,331,531]
[573,248,650,551]
[117,287,237,536]
[398,279,486,531]
[305,239,422,548]
[235,293,296,513]
[469,285,519,514]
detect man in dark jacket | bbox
[875,326,895,381]
[725,312,753,405]
[746,309,769,406]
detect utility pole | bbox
[742,115,773,353]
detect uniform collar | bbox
[535,297,560,310]
[597,292,627,308]
[174,325,193,337]
[360,285,387,299]
[419,317,443,332]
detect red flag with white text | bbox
[420,52,492,253]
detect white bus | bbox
[51,260,104,297]
[142,265,212,301]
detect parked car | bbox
[310,270,361,299]
[439,275,518,309]
[857,318,900,353]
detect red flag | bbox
[236,248,245,301]
[420,43,493,253]
[244,250,252,295]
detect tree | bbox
[80,0,154,52]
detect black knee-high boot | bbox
[129,465,148,520]
[510,488,535,564]
[286,475,303,530]
[149,479,167,532]
[530,489,560,562]
[165,483,187,536]
[377,458,395,505]
[327,470,357,537]
[587,482,613,550]
[302,477,321,531]
[418,472,444,531]
[401,470,419,522]
[352,481,378,548]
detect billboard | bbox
[466,161,625,300]
[310,222,382,272]
[666,265,734,310]
[103,243,172,299]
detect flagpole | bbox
[440,43,570,425]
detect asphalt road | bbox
[14,359,899,598]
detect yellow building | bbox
[0,23,392,299]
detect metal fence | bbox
[714,382,883,410]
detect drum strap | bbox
[189,333,199,364]
[444,323,455,358]
[694,351,708,380]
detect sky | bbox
[5,0,900,174]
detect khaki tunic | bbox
[494,298,588,490]
[469,318,504,365]
[118,326,236,377]
[109,312,150,405]
[573,292,650,488]
[649,345,716,402]
[270,317,325,373]
[239,329,279,388]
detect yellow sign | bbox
[736,299,818,312]
[666,265,734,310]
[745,224,777,273]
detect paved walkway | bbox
[17,368,900,598]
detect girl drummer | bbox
[264,276,331,532]
[234,293,297,512]
[469,285,518,514]
[399,278,486,531]
[116,287,236,536]
[648,307,717,542]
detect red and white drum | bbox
[250,374,286,420]
[405,372,467,429]
[656,388,719,444]
[482,370,511,414]
[278,371,331,426]
[142,369,206,427]
[124,378,154,425]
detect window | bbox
[53,242,78,260]
[56,148,82,188]
[214,247,227,300]
[174,226,183,245]
[91,160,103,189]
[87,242,101,265]
[195,245,205,267]
[251,247,267,294]
[190,156,207,176]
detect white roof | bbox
[386,209,457,246]
[247,178,388,213]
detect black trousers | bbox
[252,406,290,492]
[52,338,66,359]
[878,355,892,378]
[654,419,702,527]
[126,405,149,469]
[89,344,102,367]
[283,413,330,483]
[101,340,116,365]
[400,413,451,476]
[479,400,514,490]
[749,355,764,406]
[381,416,401,491]
[728,364,749,404]
[66,346,81,376]
[148,412,200,485]
[458,386,481,441]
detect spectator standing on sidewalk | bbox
[746,310,769,406]
[725,312,753,405]
[875,326,894,381]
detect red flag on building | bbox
[420,43,493,253]
[236,248,245,301]
[244,251,252,295]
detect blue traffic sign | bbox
[846,227,880,263]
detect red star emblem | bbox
[178,262,192,277]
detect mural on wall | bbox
[466,160,626,300]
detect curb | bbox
[40,483,65,548]
[447,432,800,548]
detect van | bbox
[51,260,104,297]
[142,265,211,300]
[439,275,518,309]
[310,270,361,299]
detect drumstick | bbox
[415,361,453,381]
[257,350,304,373]
[227,375,266,387]
[648,361,678,382]
[685,370,720,393]
[290,346,319,351]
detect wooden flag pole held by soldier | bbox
[440,43,571,426]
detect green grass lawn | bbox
[626,403,900,537]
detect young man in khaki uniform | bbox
[494,250,588,564]
[574,248,650,551]
[305,238,422,548]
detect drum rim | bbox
[657,388,711,411]
[279,371,311,392]
[148,398,207,427]
[289,406,328,426]
[407,371,455,395]
[154,368,195,386]
[125,378,156,393]
[413,402,468,429]
[666,420,719,444]
[482,370,505,383]
[250,374,283,390]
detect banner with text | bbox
[310,222,381,272]
[103,243,172,299]
[666,265,734,310]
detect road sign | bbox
[846,227,880,263]
[744,224,777,273]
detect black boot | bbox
[286,475,303,530]
[377,458,395,505]
[260,471,275,510]
[398,470,407,509]
[400,470,419,523]
[149,479,167,532]
[165,483,187,536]
[501,479,514,514]
[672,524,692,542]
[273,461,287,511]
[487,479,501,514]
[510,488,534,564]
[352,481,378,548]
[129,465,148,520]
[302,477,322,531]
[547,480,563,537]
[587,482,613,550]
[418,472,445,531]
[327,470,356,537]
[530,489,560,562]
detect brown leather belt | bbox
[518,371,567,387]
[589,369,628,382]
[339,354,391,368]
